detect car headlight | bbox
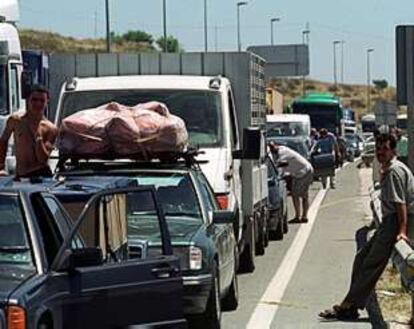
[189,246,203,270]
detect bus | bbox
[290,93,344,135]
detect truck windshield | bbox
[0,195,34,267]
[60,90,223,147]
[0,64,7,114]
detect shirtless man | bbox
[0,85,58,178]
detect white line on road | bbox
[246,187,328,329]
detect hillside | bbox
[270,78,397,118]
[20,29,396,118]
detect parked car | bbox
[57,158,239,328]
[0,178,186,329]
[265,152,288,240]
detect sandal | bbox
[289,217,302,224]
[318,305,359,320]
[301,218,309,223]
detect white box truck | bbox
[0,0,25,173]
[53,52,269,272]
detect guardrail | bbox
[369,187,414,326]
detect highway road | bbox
[222,162,409,329]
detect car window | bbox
[0,194,34,267]
[196,173,219,214]
[70,190,166,263]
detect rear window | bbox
[0,195,34,266]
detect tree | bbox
[156,36,183,53]
[373,79,388,90]
[122,30,154,45]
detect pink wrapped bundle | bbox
[59,102,126,155]
[109,102,188,156]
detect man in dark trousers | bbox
[319,132,414,320]
[0,85,58,178]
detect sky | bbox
[16,0,414,86]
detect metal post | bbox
[105,0,111,53]
[215,25,218,52]
[237,2,247,52]
[163,0,167,52]
[204,0,208,52]
[367,48,374,112]
[302,29,310,96]
[333,41,340,87]
[341,40,345,84]
[271,18,280,46]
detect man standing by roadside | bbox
[319,133,414,320]
[0,85,58,178]
[314,128,339,188]
[269,141,314,224]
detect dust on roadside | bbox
[358,163,412,327]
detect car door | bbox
[196,173,236,291]
[50,187,186,329]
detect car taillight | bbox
[7,306,25,329]
[216,194,229,210]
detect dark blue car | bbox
[0,177,186,329]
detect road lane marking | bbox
[246,187,328,329]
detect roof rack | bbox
[56,147,208,174]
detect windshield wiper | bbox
[0,246,30,253]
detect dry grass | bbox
[377,265,412,325]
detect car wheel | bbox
[201,264,221,329]
[221,257,239,311]
[270,217,284,241]
[283,208,288,234]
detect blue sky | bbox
[18,0,414,86]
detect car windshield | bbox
[0,64,7,115]
[0,195,34,266]
[60,89,223,147]
[131,173,202,221]
[267,122,308,137]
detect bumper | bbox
[183,274,213,315]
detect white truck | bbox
[0,0,25,172]
[53,52,269,272]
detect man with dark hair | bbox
[319,132,414,320]
[0,84,58,178]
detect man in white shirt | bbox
[269,141,314,223]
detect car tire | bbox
[201,264,221,329]
[270,217,284,241]
[283,208,288,234]
[221,259,239,311]
[37,314,53,329]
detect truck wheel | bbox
[239,221,255,273]
[255,212,265,256]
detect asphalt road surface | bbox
[222,162,401,329]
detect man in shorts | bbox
[269,141,314,223]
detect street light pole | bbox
[204,0,208,52]
[340,40,345,84]
[105,0,111,53]
[367,48,374,112]
[163,0,167,52]
[237,2,247,52]
[333,41,341,87]
[270,17,280,46]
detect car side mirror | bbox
[57,248,103,272]
[233,127,261,160]
[212,210,234,225]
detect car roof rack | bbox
[56,147,208,174]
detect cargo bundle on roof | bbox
[57,101,188,160]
